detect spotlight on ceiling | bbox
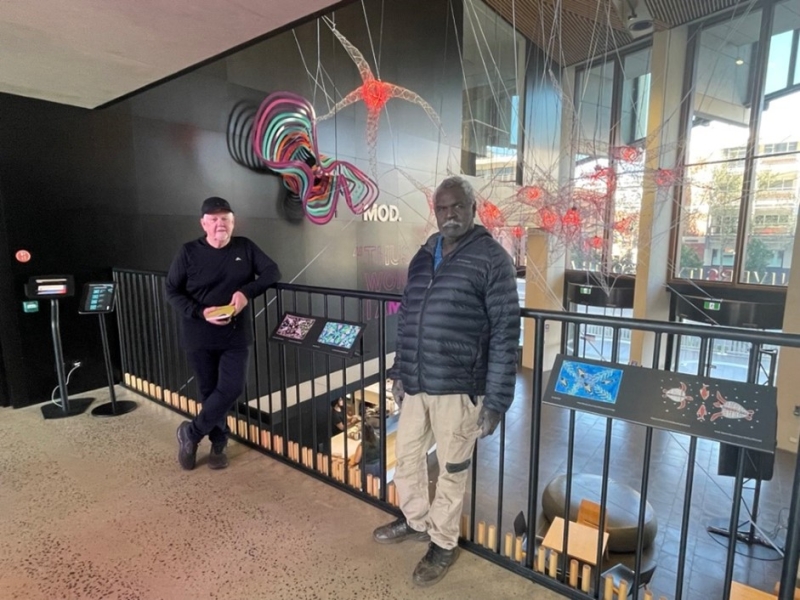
[612,0,654,39]
[735,57,745,66]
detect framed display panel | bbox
[545,355,777,453]
[78,282,117,314]
[25,275,74,299]
[270,312,366,358]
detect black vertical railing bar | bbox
[142,273,155,394]
[179,288,194,408]
[779,433,800,599]
[169,286,182,403]
[143,273,155,394]
[674,335,708,600]
[340,295,350,485]
[160,278,173,404]
[148,275,160,395]
[134,273,146,390]
[524,316,545,571]
[292,291,303,456]
[632,332,661,600]
[377,300,387,502]
[112,271,128,383]
[559,308,582,583]
[236,299,253,445]
[132,273,146,391]
[309,293,319,471]
[125,273,138,388]
[277,290,289,454]
[324,296,333,475]
[721,340,762,596]
[591,330,618,589]
[124,271,136,382]
[559,408,577,584]
[358,298,367,493]
[723,446,748,600]
[158,275,170,399]
[495,413,506,554]
[745,343,763,546]
[252,292,264,445]
[125,271,137,383]
[590,326,621,581]
[152,275,167,402]
[563,310,581,583]
[264,289,276,444]
[469,434,478,544]
[114,271,128,381]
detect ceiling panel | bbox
[0,0,342,109]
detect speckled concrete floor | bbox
[0,388,562,600]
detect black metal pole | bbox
[91,309,137,418]
[52,299,70,416]
[100,315,117,411]
[779,435,800,600]
[42,298,93,419]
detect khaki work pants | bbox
[394,392,482,550]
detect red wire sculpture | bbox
[318,25,446,178]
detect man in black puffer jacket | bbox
[373,176,520,587]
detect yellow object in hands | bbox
[206,305,235,320]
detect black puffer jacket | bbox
[390,226,520,414]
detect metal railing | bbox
[113,268,800,600]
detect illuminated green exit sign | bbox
[580,286,592,295]
[704,300,722,311]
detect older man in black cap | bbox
[166,197,280,470]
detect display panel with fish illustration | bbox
[545,354,777,453]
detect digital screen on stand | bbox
[79,283,117,314]
[25,276,74,299]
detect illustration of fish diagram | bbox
[661,381,755,423]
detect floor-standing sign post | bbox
[79,282,137,417]
[25,275,93,419]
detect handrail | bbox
[112,267,800,600]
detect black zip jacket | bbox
[390,226,520,414]
[166,236,280,351]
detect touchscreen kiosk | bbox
[79,282,117,314]
[78,282,137,417]
[25,275,74,299]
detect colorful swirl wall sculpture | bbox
[252,92,379,225]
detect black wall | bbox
[0,0,466,408]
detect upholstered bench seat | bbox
[542,473,658,553]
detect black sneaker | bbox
[412,542,459,587]
[176,422,198,470]
[208,443,229,470]
[372,517,430,544]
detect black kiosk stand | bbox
[78,283,138,417]
[25,276,94,419]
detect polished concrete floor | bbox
[0,387,562,600]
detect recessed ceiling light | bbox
[735,58,745,65]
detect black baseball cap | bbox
[201,197,233,216]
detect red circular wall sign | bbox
[15,249,31,263]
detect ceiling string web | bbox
[257,0,761,321]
